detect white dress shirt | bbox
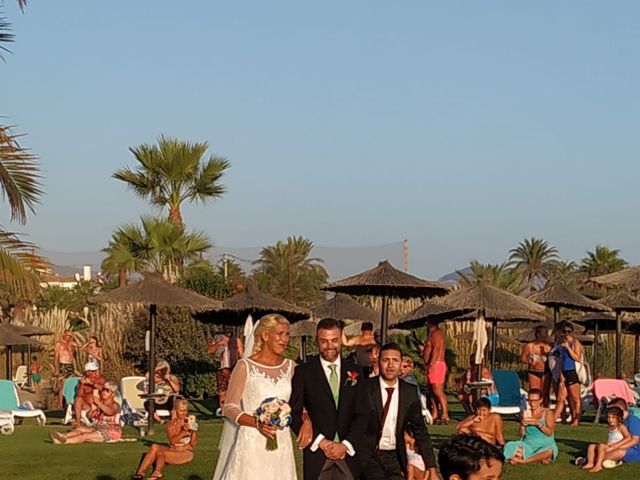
[378,377,399,450]
[309,356,356,456]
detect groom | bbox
[291,318,370,480]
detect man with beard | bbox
[361,343,438,480]
[290,319,370,480]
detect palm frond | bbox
[0,228,49,297]
[0,125,43,224]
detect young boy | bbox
[438,434,505,480]
[30,355,42,395]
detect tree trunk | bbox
[118,268,127,287]
[168,205,183,225]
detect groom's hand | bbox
[320,440,347,460]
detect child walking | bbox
[30,355,42,395]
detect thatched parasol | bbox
[591,266,640,292]
[311,294,379,324]
[209,282,309,325]
[325,260,448,343]
[95,272,221,434]
[433,281,546,369]
[0,322,52,387]
[391,299,466,330]
[529,281,609,326]
[599,290,640,378]
[623,321,640,374]
[0,324,42,380]
[574,312,621,376]
[456,330,519,346]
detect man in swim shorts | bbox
[422,320,449,424]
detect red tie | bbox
[380,387,395,430]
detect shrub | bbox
[123,307,218,398]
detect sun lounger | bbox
[62,377,81,425]
[0,379,46,426]
[12,365,28,389]
[490,370,526,416]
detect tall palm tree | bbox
[0,3,48,298]
[102,216,212,285]
[508,237,559,291]
[580,245,628,278]
[113,135,230,225]
[547,259,582,288]
[457,260,525,294]
[252,236,328,305]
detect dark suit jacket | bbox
[362,377,436,472]
[290,356,370,480]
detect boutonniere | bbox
[345,370,359,387]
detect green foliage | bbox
[508,237,559,290]
[102,216,212,284]
[458,260,525,294]
[113,135,230,225]
[252,236,328,305]
[180,261,233,300]
[580,245,628,277]
[37,281,96,314]
[123,307,218,398]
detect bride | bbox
[213,313,307,480]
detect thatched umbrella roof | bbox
[210,282,309,325]
[456,330,519,346]
[325,260,449,298]
[529,281,608,312]
[574,312,621,332]
[516,332,598,346]
[391,299,466,329]
[599,290,640,312]
[96,272,222,310]
[289,319,318,338]
[311,293,379,324]
[591,266,640,291]
[0,322,53,337]
[434,281,547,322]
[0,325,42,346]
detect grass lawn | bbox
[3,400,640,479]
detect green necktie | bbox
[328,364,340,441]
[328,364,339,407]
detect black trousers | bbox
[363,449,404,480]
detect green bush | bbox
[123,307,218,398]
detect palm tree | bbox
[457,260,525,294]
[580,245,628,278]
[508,237,559,291]
[252,236,328,305]
[102,216,212,285]
[113,135,230,225]
[547,259,582,288]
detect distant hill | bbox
[438,267,469,285]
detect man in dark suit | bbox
[291,318,370,480]
[362,343,439,480]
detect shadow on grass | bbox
[95,476,116,480]
[555,437,590,456]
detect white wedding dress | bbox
[213,357,297,480]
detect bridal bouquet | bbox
[255,397,292,451]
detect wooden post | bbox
[5,345,11,380]
[592,322,599,378]
[553,307,558,327]
[635,334,639,375]
[490,319,497,370]
[148,304,157,435]
[616,310,622,379]
[381,295,389,344]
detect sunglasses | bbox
[562,329,572,334]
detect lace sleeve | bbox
[222,359,248,424]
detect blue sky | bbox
[3,1,639,278]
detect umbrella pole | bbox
[616,310,622,379]
[27,344,32,389]
[592,322,599,378]
[553,307,558,327]
[301,337,307,363]
[6,345,12,380]
[635,335,639,375]
[381,295,389,344]
[490,320,497,370]
[148,304,157,436]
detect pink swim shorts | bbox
[427,361,447,385]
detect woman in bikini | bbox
[521,326,552,405]
[133,397,198,480]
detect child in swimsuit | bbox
[576,406,630,471]
[404,430,426,480]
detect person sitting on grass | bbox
[503,388,558,465]
[132,397,198,480]
[578,398,640,471]
[50,381,121,445]
[404,429,427,480]
[75,360,106,426]
[456,397,505,447]
[438,433,505,480]
[575,406,630,472]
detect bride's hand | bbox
[256,420,277,439]
[297,417,313,449]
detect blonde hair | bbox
[253,313,290,355]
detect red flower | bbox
[346,370,359,386]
